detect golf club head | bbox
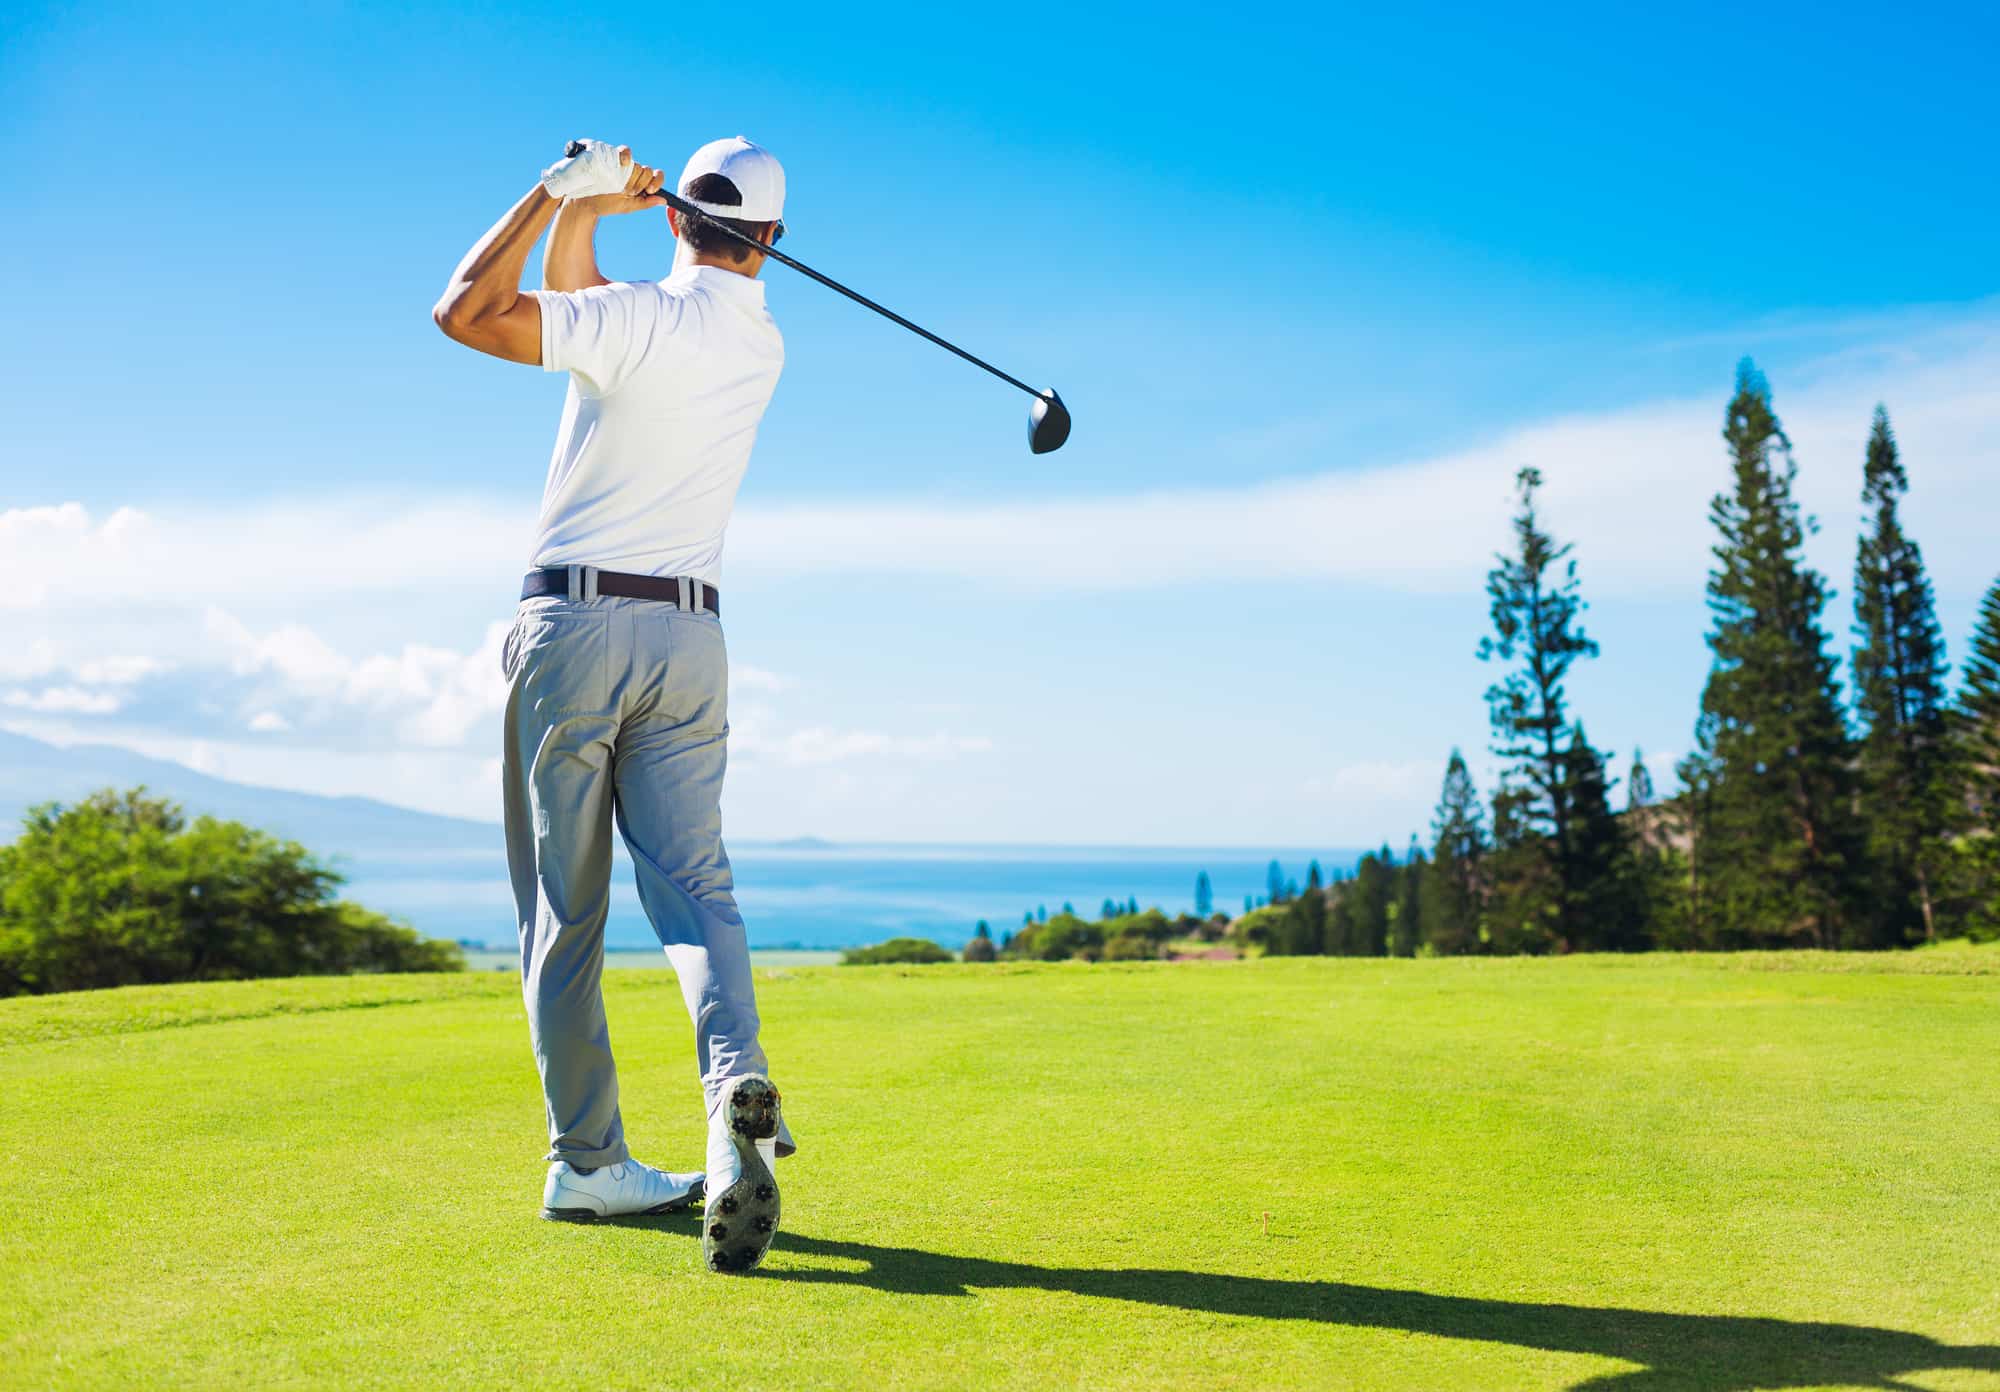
[1029,390,1071,454]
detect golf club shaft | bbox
[649,189,1045,401]
[561,143,1045,398]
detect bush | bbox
[840,937,954,965]
[962,934,997,963]
[1102,933,1160,961]
[1002,912,1104,961]
[1229,904,1290,952]
[0,789,463,996]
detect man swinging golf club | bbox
[432,135,794,1274]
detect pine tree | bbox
[1485,784,1559,952]
[1275,881,1327,956]
[963,920,997,963]
[1479,466,1602,946]
[1669,725,1723,948]
[1564,726,1645,950]
[1692,361,1863,947]
[1266,860,1286,906]
[1953,576,2000,939]
[1349,850,1395,956]
[1394,838,1425,957]
[1628,752,1655,813]
[1626,748,1683,944]
[1852,406,1953,941]
[1193,871,1213,919]
[1323,879,1357,955]
[1959,576,2000,812]
[1421,750,1488,955]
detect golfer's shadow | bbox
[649,1221,1998,1391]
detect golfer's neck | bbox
[688,250,764,279]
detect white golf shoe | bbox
[541,1158,704,1223]
[701,1075,783,1273]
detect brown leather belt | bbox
[520,567,720,617]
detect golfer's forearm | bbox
[432,184,558,336]
[544,201,610,292]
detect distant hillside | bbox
[0,730,497,860]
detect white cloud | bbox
[247,711,292,733]
[2,686,123,715]
[2,318,1994,615]
[74,655,166,685]
[725,327,1999,598]
[198,607,511,749]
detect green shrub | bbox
[962,934,997,962]
[1002,912,1104,961]
[1229,904,1290,951]
[1102,933,1160,961]
[0,789,463,996]
[840,937,954,965]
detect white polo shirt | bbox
[529,264,784,585]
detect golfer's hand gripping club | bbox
[562,141,1071,453]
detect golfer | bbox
[432,135,794,1274]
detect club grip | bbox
[562,139,674,205]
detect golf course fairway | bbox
[5,953,1998,1390]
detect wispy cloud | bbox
[3,686,125,715]
[9,319,1992,612]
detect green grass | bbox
[5,953,2000,1390]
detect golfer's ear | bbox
[666,208,681,238]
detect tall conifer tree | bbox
[1953,577,2000,939]
[1395,839,1426,957]
[1563,725,1645,950]
[1692,361,1862,947]
[1626,748,1682,946]
[1627,752,1655,813]
[1852,406,1952,941]
[1480,466,1607,947]
[1669,721,1724,948]
[1959,577,2000,807]
[1423,750,1488,954]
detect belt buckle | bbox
[564,565,599,602]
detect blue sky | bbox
[3,1,1997,845]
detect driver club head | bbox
[1029,390,1071,454]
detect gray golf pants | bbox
[501,593,776,1167]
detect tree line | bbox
[0,789,463,994]
[1249,363,2000,956]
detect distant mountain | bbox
[0,730,498,860]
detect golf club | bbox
[564,141,1071,454]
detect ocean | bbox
[343,842,1370,952]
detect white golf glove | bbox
[541,139,629,199]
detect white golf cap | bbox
[677,136,786,222]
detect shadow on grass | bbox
[625,1219,1997,1391]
